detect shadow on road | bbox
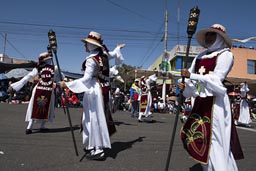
[33,125,80,134]
[114,121,133,126]
[105,136,146,159]
[189,163,203,171]
[79,136,146,162]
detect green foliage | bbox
[112,64,137,93]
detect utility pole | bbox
[3,33,7,56]
[161,8,169,105]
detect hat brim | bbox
[81,38,103,48]
[196,28,232,48]
[43,56,52,61]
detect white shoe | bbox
[180,116,187,123]
[86,149,104,160]
[234,120,238,125]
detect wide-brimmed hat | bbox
[38,52,52,63]
[81,31,103,48]
[196,24,232,48]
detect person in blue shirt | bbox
[129,79,140,117]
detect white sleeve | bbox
[146,74,157,90]
[11,68,38,91]
[108,46,124,65]
[66,58,98,93]
[179,78,199,98]
[240,84,249,93]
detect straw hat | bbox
[196,24,232,48]
[81,31,103,48]
[38,52,52,64]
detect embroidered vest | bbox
[93,54,110,85]
[180,55,218,164]
[82,54,110,85]
[32,64,55,120]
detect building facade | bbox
[149,45,256,95]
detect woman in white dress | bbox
[178,24,243,171]
[11,52,60,134]
[60,31,125,160]
[238,82,252,126]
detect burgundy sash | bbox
[233,103,240,120]
[180,96,214,164]
[32,65,54,120]
[102,85,116,136]
[139,94,148,113]
[94,54,117,136]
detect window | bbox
[247,60,256,74]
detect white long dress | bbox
[182,48,238,171]
[66,47,124,149]
[11,66,61,123]
[238,84,252,124]
[144,74,157,116]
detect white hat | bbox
[81,31,103,47]
[196,24,232,48]
[38,52,52,63]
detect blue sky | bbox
[0,0,256,73]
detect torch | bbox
[165,6,200,171]
[48,30,79,156]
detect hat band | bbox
[87,35,103,44]
[210,26,226,34]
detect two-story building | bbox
[147,45,256,95]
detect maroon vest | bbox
[32,64,54,120]
[195,56,217,75]
[180,56,217,164]
[93,54,110,85]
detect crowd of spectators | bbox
[0,80,34,104]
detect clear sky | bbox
[0,0,255,73]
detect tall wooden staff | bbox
[47,45,67,115]
[165,6,200,171]
[48,29,79,156]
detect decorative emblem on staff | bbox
[48,30,79,156]
[165,6,200,171]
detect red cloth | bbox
[133,93,139,101]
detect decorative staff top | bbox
[187,6,200,37]
[48,30,57,53]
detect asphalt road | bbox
[0,103,255,171]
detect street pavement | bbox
[0,102,256,171]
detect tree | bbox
[112,64,137,94]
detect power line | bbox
[105,0,162,25]
[1,33,27,59]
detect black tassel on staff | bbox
[48,30,79,156]
[165,6,200,171]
